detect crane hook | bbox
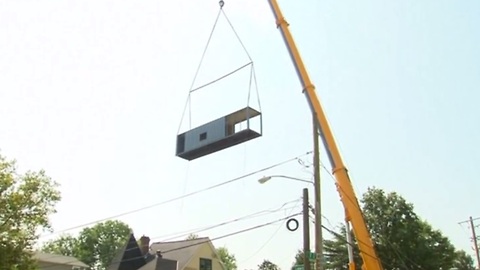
[219,0,224,8]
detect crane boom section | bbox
[266,1,383,270]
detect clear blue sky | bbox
[0,0,479,269]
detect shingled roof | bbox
[138,256,178,270]
[107,233,179,270]
[107,233,147,270]
[33,252,89,268]
[149,237,215,270]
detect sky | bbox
[0,0,479,269]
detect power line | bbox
[240,199,302,264]
[39,199,301,264]
[320,224,396,270]
[158,199,301,241]
[459,217,480,224]
[40,213,301,270]
[163,214,301,254]
[41,151,312,238]
[316,165,421,269]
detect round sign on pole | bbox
[286,218,299,231]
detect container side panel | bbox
[183,117,226,152]
[176,133,186,155]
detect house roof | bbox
[107,234,220,270]
[149,237,213,270]
[138,257,178,270]
[33,252,89,267]
[107,233,147,270]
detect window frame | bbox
[199,257,213,270]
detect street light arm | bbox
[258,175,313,184]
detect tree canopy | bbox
[322,187,473,270]
[293,249,303,265]
[217,246,237,270]
[186,233,199,240]
[322,224,361,269]
[0,152,61,269]
[453,250,476,270]
[292,249,317,269]
[258,259,280,270]
[42,219,132,269]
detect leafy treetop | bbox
[217,246,238,270]
[258,259,280,270]
[42,220,132,270]
[320,187,472,270]
[0,152,61,269]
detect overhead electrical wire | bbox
[40,199,301,265]
[40,151,312,238]
[45,214,407,270]
[164,214,301,254]
[159,198,301,241]
[318,222,400,270]
[107,213,302,267]
[312,173,388,267]
[240,198,301,264]
[315,168,421,269]
[39,199,300,264]
[40,213,301,270]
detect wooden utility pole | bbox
[469,217,480,269]
[313,118,323,270]
[303,188,312,270]
[459,216,480,269]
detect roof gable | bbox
[205,242,226,270]
[107,233,147,270]
[149,237,212,270]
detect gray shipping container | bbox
[176,106,262,161]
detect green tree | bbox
[323,187,458,270]
[186,233,199,240]
[453,250,476,270]
[322,225,361,270]
[293,249,303,265]
[258,259,280,270]
[0,153,62,269]
[43,220,132,269]
[216,246,237,270]
[292,249,314,270]
[42,234,79,257]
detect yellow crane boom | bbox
[266,1,383,270]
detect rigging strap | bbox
[190,62,252,93]
[177,2,261,134]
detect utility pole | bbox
[459,216,480,269]
[312,118,323,270]
[469,217,480,270]
[303,188,312,270]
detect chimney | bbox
[139,235,150,255]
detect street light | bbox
[258,174,322,270]
[258,175,313,185]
